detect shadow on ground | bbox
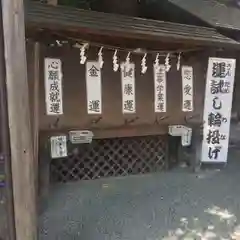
[39,150,240,240]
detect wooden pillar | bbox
[0,1,16,239]
[1,0,38,239]
[33,42,40,197]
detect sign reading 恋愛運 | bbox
[86,61,102,114]
[154,64,167,113]
[44,58,63,115]
[182,66,194,112]
[201,58,236,163]
[121,62,136,114]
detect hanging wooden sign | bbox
[44,58,63,115]
[154,64,167,113]
[182,66,194,112]
[86,61,102,114]
[50,135,68,159]
[169,125,192,146]
[201,58,236,163]
[121,62,136,114]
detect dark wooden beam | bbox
[1,0,38,239]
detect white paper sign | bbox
[201,58,236,163]
[50,135,67,159]
[169,125,185,136]
[169,125,192,146]
[121,62,136,114]
[182,66,193,112]
[86,61,102,114]
[44,58,63,115]
[154,65,167,112]
[69,130,94,144]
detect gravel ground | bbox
[39,149,240,240]
[0,162,7,240]
[0,187,7,239]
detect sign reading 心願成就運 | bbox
[44,58,63,115]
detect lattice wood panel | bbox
[50,135,167,182]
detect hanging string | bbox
[45,35,201,74]
[98,46,104,68]
[49,31,202,56]
[113,49,119,72]
[141,53,148,74]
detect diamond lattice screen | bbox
[51,135,167,182]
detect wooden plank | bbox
[1,0,38,240]
[25,1,240,48]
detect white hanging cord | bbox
[79,43,88,64]
[98,46,104,69]
[141,53,148,74]
[113,49,119,72]
[124,52,131,71]
[154,53,160,71]
[55,32,200,55]
[165,53,171,72]
[126,52,131,64]
[177,52,181,71]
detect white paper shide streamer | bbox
[154,53,160,70]
[113,50,119,72]
[80,43,88,64]
[44,58,63,115]
[165,53,171,72]
[125,52,131,70]
[98,47,104,69]
[141,53,148,74]
[86,61,102,114]
[177,52,181,71]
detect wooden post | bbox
[33,42,40,196]
[1,0,38,239]
[0,1,16,239]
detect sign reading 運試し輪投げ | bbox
[201,58,236,163]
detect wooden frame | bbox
[1,0,37,239]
